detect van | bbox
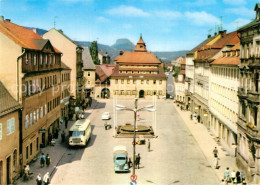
[69,119,91,147]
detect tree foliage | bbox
[90,41,99,65]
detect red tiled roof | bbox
[119,67,158,71]
[115,51,161,64]
[0,20,61,53]
[211,56,239,65]
[96,64,115,82]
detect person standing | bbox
[135,153,141,169]
[61,131,65,143]
[65,118,68,129]
[213,147,218,158]
[213,157,218,169]
[231,170,236,183]
[40,153,46,168]
[36,173,42,185]
[43,172,50,185]
[236,170,241,184]
[147,139,151,152]
[128,157,132,168]
[46,154,51,167]
[225,167,230,182]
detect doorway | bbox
[139,90,144,98]
[6,156,11,184]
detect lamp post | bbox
[116,98,155,175]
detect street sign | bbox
[130,174,137,181]
[130,181,137,185]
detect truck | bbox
[69,119,91,147]
[113,145,129,172]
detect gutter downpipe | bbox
[17,48,26,102]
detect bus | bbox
[69,119,91,147]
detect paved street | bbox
[49,98,219,185]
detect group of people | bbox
[36,172,50,185]
[222,167,247,185]
[40,153,51,168]
[128,153,141,169]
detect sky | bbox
[0,0,260,51]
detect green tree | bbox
[90,41,99,65]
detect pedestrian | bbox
[190,114,193,120]
[61,131,65,143]
[225,167,230,182]
[23,165,29,181]
[128,157,132,168]
[135,153,141,169]
[36,173,42,185]
[213,157,218,169]
[241,171,244,181]
[65,118,68,129]
[242,178,247,185]
[43,172,50,185]
[147,139,151,152]
[220,179,225,185]
[231,170,236,183]
[46,154,51,167]
[197,115,201,123]
[236,170,241,184]
[48,133,53,145]
[40,153,46,168]
[213,147,218,158]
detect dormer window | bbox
[40,54,43,65]
[34,54,37,65]
[45,55,48,65]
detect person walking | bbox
[46,154,51,167]
[65,117,68,129]
[128,157,132,168]
[220,179,226,185]
[40,153,46,168]
[36,173,42,185]
[225,167,230,182]
[213,147,218,158]
[231,170,236,183]
[236,170,241,184]
[43,172,50,185]
[61,131,65,143]
[135,153,141,169]
[147,139,151,152]
[213,157,218,169]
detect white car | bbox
[102,112,110,120]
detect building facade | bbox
[82,47,96,98]
[0,18,62,166]
[0,82,22,185]
[43,28,84,105]
[110,36,166,99]
[209,43,240,155]
[236,4,260,182]
[98,50,111,64]
[175,58,186,104]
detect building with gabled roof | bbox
[0,17,62,176]
[110,35,166,99]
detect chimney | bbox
[0,16,4,21]
[119,50,124,55]
[5,19,11,22]
[219,30,227,37]
[32,28,37,33]
[207,34,211,38]
[58,29,63,33]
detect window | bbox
[30,113,33,125]
[34,54,37,65]
[121,90,124,95]
[40,107,43,118]
[36,109,39,121]
[45,55,48,65]
[40,54,43,65]
[26,146,29,159]
[159,90,162,95]
[146,80,149,85]
[126,90,130,95]
[53,55,56,64]
[0,123,2,140]
[127,80,130,84]
[29,80,32,95]
[25,81,28,96]
[45,104,47,115]
[121,79,124,84]
[88,81,90,85]
[153,80,156,84]
[147,90,150,95]
[30,143,32,155]
[159,80,162,84]
[36,137,39,151]
[133,79,136,84]
[25,53,28,64]
[7,118,15,136]
[88,72,90,76]
[33,111,36,124]
[132,90,136,95]
[25,115,29,129]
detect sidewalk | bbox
[173,103,243,184]
[15,100,99,185]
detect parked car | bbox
[113,145,129,172]
[102,112,110,120]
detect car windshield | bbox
[72,131,84,137]
[116,157,126,160]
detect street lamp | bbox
[116,98,155,176]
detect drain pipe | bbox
[17,48,26,102]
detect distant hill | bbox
[111,38,135,51]
[153,51,188,62]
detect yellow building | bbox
[0,18,62,166]
[0,81,22,185]
[110,36,166,98]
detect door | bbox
[42,133,45,147]
[139,90,144,98]
[6,156,11,184]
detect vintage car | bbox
[102,112,110,120]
